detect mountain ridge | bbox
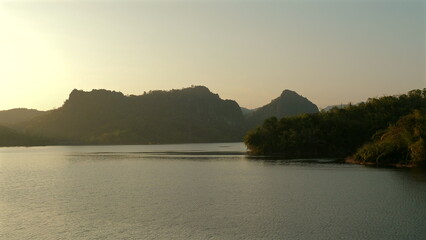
[22,86,245,144]
[2,86,320,146]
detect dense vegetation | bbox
[244,89,426,166]
[353,110,426,167]
[0,126,52,147]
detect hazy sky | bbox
[0,0,425,111]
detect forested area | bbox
[0,126,52,147]
[244,89,426,166]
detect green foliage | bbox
[245,89,426,164]
[354,110,426,166]
[410,138,426,165]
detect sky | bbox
[0,0,425,111]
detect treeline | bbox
[244,89,426,167]
[0,126,53,147]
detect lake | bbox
[1,142,426,239]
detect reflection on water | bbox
[1,142,426,240]
[395,168,426,183]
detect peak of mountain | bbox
[66,89,125,106]
[69,88,124,98]
[245,89,319,127]
[268,89,319,117]
[181,85,212,94]
[66,86,216,105]
[280,89,298,96]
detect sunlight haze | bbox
[0,0,424,110]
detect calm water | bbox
[1,143,426,239]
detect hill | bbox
[0,108,45,127]
[245,89,319,128]
[22,86,245,144]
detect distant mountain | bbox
[240,107,255,115]
[0,108,46,126]
[245,89,319,128]
[22,86,245,144]
[322,104,348,112]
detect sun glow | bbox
[0,4,68,110]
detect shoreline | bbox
[344,157,420,168]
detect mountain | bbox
[245,89,319,128]
[2,86,323,146]
[22,86,245,144]
[0,108,46,127]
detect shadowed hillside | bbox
[22,86,245,144]
[0,108,46,127]
[0,126,52,146]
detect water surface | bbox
[1,143,425,239]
